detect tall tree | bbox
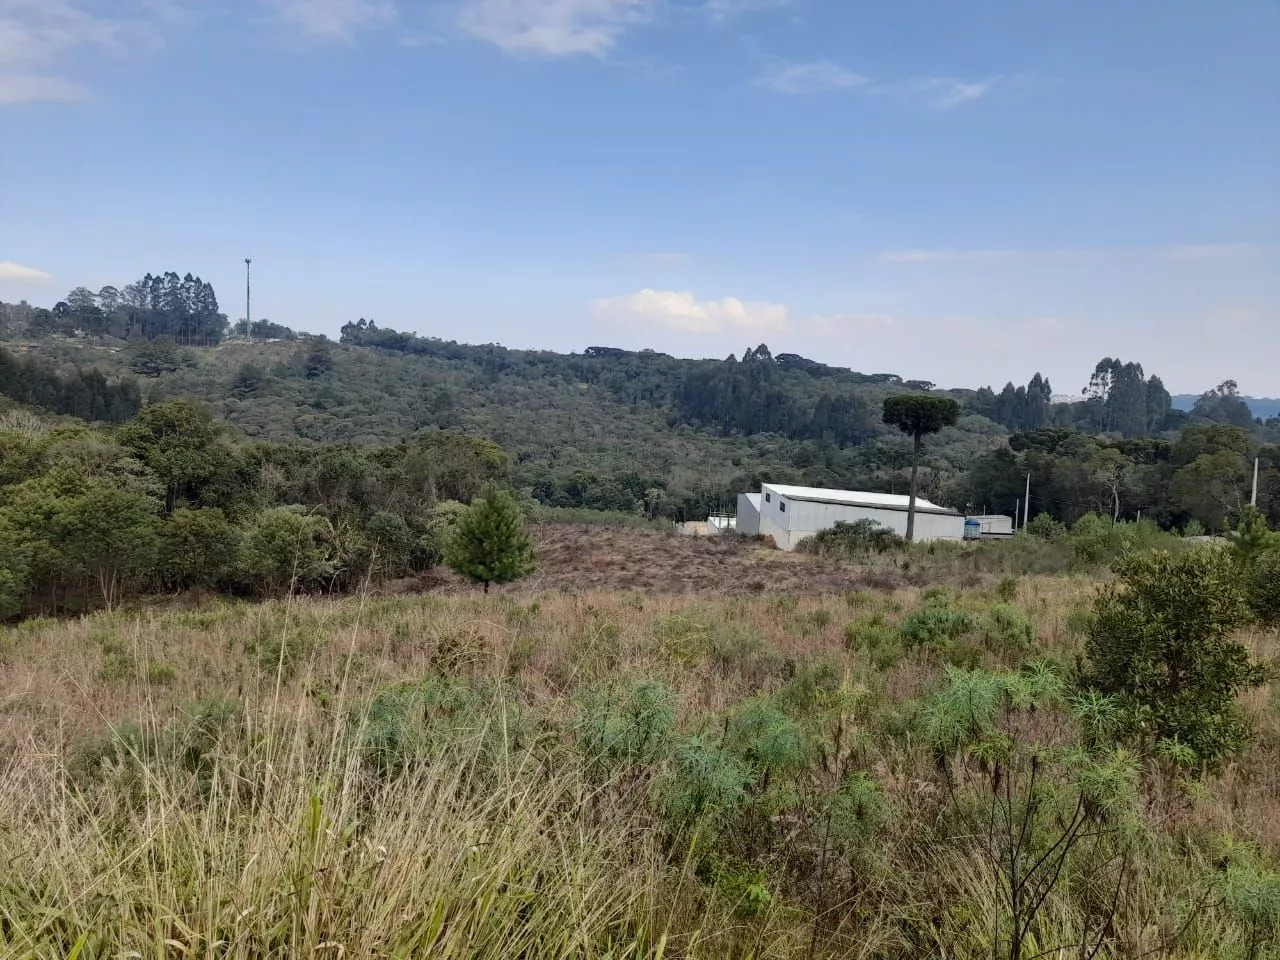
[882,395,960,541]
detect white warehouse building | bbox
[737,483,966,551]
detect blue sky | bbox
[2,0,1277,395]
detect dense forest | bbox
[3,274,1280,618]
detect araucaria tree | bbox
[445,485,536,593]
[882,395,961,542]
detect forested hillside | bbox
[4,278,1280,535]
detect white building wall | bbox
[736,493,761,536]
[973,515,1014,535]
[759,490,965,551]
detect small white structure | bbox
[737,492,762,536]
[965,515,1015,540]
[748,483,966,550]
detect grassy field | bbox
[2,567,1278,958]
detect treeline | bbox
[0,400,510,619]
[6,272,228,345]
[677,345,879,444]
[955,425,1280,532]
[976,360,1181,437]
[0,346,141,423]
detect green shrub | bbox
[1247,550,1280,626]
[661,736,754,828]
[798,519,905,557]
[235,506,335,596]
[145,661,177,685]
[901,606,973,648]
[575,680,676,775]
[844,614,905,669]
[980,603,1035,656]
[1082,549,1272,767]
[1025,513,1067,543]
[722,701,806,777]
[709,625,783,681]
[844,614,894,651]
[99,649,136,683]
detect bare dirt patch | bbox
[410,525,902,597]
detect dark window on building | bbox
[764,492,771,503]
[780,501,786,512]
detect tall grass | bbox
[0,582,1277,958]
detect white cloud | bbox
[260,0,396,41]
[459,0,654,57]
[0,0,179,103]
[0,73,86,102]
[592,289,790,334]
[895,76,995,109]
[0,261,53,282]
[757,60,866,94]
[755,59,994,106]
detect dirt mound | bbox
[410,524,903,597]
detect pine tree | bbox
[445,485,536,593]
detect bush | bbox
[235,506,335,596]
[160,508,240,589]
[575,680,676,775]
[980,603,1035,657]
[1246,549,1280,626]
[901,606,973,648]
[798,519,905,557]
[1082,549,1272,767]
[1025,513,1067,543]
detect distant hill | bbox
[1172,394,1280,419]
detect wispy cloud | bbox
[0,0,181,103]
[704,0,794,23]
[593,289,790,334]
[631,251,691,266]
[756,57,996,107]
[893,76,995,109]
[878,249,1019,264]
[260,0,396,41]
[459,0,654,57]
[0,261,53,282]
[0,73,86,103]
[757,60,866,95]
[878,244,1268,264]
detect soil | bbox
[404,525,908,597]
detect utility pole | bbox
[1252,457,1260,508]
[244,258,252,343]
[1023,473,1031,528]
[1015,498,1020,531]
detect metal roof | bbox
[743,493,761,509]
[762,483,960,516]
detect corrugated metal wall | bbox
[774,496,966,550]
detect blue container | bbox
[964,519,982,540]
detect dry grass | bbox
[1,574,1278,959]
